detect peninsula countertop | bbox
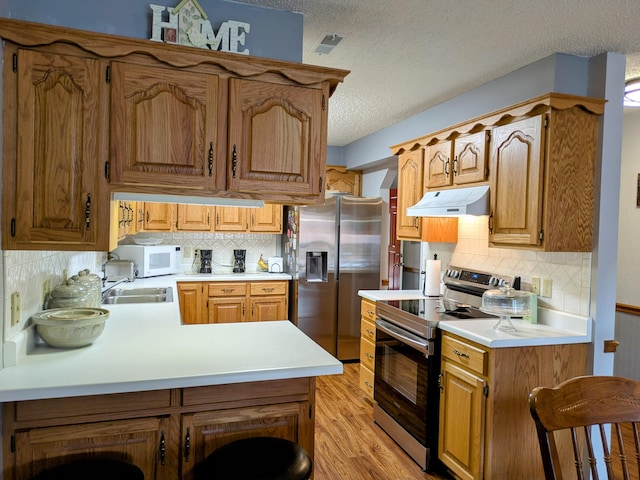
[0,273,341,402]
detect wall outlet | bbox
[542,277,553,298]
[531,277,540,295]
[183,246,193,258]
[11,292,21,326]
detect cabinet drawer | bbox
[361,316,376,342]
[360,336,375,371]
[14,390,172,423]
[250,281,288,296]
[441,335,488,376]
[361,298,376,322]
[182,378,310,407]
[359,365,374,399]
[207,282,247,297]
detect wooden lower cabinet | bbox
[358,298,377,399]
[2,378,315,480]
[249,282,288,321]
[438,332,588,479]
[177,281,288,324]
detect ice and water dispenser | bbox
[305,251,328,282]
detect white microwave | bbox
[113,245,181,278]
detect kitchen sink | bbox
[102,287,173,304]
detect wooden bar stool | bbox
[195,436,312,480]
[30,459,144,480]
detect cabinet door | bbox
[424,140,453,188]
[439,361,486,480]
[396,149,423,240]
[176,204,212,232]
[6,48,107,250]
[325,165,362,195]
[12,416,170,480]
[208,297,246,323]
[249,204,283,233]
[177,282,204,324]
[180,403,305,479]
[141,202,174,231]
[489,115,545,247]
[453,131,488,185]
[213,207,247,232]
[250,296,288,321]
[228,78,325,199]
[109,61,219,191]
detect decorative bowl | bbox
[31,308,109,348]
[132,237,162,245]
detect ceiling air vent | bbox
[313,33,343,55]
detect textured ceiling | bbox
[234,0,640,147]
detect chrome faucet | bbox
[101,277,130,300]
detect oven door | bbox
[374,318,440,446]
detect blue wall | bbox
[6,0,302,62]
[342,53,591,169]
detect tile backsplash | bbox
[2,219,591,360]
[2,233,280,346]
[421,215,591,317]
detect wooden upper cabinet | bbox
[214,204,281,233]
[176,204,212,231]
[489,104,600,251]
[424,140,453,188]
[2,46,109,251]
[214,206,247,232]
[249,204,283,233]
[489,116,545,248]
[325,165,362,196]
[424,131,488,189]
[227,78,326,201]
[109,61,219,191]
[396,149,424,241]
[140,202,174,232]
[454,131,489,185]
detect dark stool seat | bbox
[196,436,312,480]
[30,459,144,480]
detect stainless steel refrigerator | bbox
[283,195,382,360]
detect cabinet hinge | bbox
[539,230,544,242]
[485,166,489,178]
[322,94,326,111]
[319,176,323,192]
[105,65,111,84]
[544,115,549,129]
[486,130,491,143]
[309,404,313,419]
[12,53,17,73]
[483,385,489,397]
[11,433,16,452]
[104,161,111,181]
[10,218,16,237]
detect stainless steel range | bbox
[373,265,520,471]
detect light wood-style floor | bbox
[314,362,453,480]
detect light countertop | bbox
[0,273,341,402]
[358,289,592,348]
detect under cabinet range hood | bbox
[407,185,489,216]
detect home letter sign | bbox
[150,0,250,55]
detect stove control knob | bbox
[498,279,506,287]
[489,276,498,286]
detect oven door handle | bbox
[375,318,433,356]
